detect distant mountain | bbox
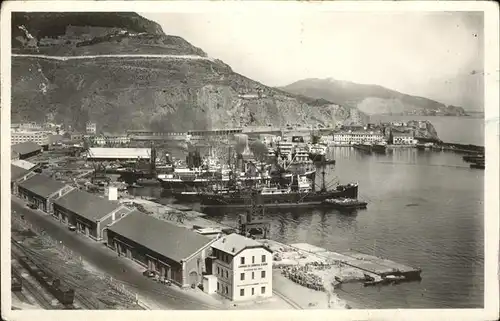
[280,78,468,117]
[11,13,363,133]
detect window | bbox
[240,273,245,281]
[217,282,220,291]
[252,288,255,295]
[252,256,255,264]
[225,270,228,278]
[261,271,266,278]
[261,286,266,294]
[252,272,255,279]
[217,267,220,275]
[240,257,245,265]
[240,289,245,296]
[225,286,228,294]
[262,255,266,263]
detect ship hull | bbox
[371,145,386,153]
[353,144,372,153]
[199,185,358,208]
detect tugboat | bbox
[322,197,367,210]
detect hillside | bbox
[280,78,467,117]
[11,13,362,133]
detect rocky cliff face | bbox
[11,13,360,133]
[281,78,468,117]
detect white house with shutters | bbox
[210,233,273,302]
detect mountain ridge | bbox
[280,77,468,117]
[11,12,364,133]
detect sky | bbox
[141,11,484,111]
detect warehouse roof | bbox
[211,233,272,256]
[87,148,151,159]
[108,211,215,263]
[54,189,122,222]
[11,142,42,156]
[11,159,36,170]
[18,174,67,198]
[11,165,30,181]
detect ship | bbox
[353,142,373,153]
[197,158,358,209]
[371,141,387,153]
[463,154,485,163]
[118,147,173,185]
[198,178,359,209]
[161,140,317,195]
[308,144,328,162]
[322,197,367,210]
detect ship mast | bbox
[321,162,326,192]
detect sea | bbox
[133,115,485,309]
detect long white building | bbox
[86,147,151,161]
[11,130,50,146]
[332,130,385,145]
[211,234,273,302]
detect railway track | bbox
[11,262,55,309]
[272,289,302,309]
[12,238,141,310]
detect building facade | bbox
[211,234,273,302]
[11,130,50,146]
[53,189,131,240]
[11,165,37,195]
[106,211,216,287]
[86,122,97,135]
[17,175,73,213]
[332,130,385,145]
[392,132,417,145]
[90,134,131,146]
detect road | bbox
[11,198,222,310]
[12,53,214,62]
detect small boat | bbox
[363,275,406,287]
[322,197,367,210]
[470,162,485,169]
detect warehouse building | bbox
[17,174,74,213]
[106,211,217,287]
[11,142,43,160]
[11,164,38,194]
[53,189,132,241]
[86,147,151,161]
[211,233,273,302]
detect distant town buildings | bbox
[392,132,417,145]
[89,134,131,146]
[332,128,385,145]
[11,129,50,146]
[211,233,273,302]
[86,122,97,135]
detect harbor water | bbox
[133,116,485,309]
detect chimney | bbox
[232,247,235,253]
[112,211,116,221]
[222,238,226,243]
